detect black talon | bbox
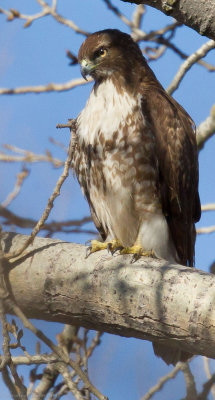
[111,246,123,255]
[131,253,140,263]
[85,246,92,259]
[107,243,113,253]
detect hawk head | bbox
[78,29,143,81]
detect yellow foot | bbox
[120,245,156,262]
[86,239,122,258]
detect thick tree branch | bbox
[2,232,215,359]
[121,0,215,41]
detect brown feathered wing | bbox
[141,86,201,267]
[141,85,201,364]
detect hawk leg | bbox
[86,239,156,262]
[86,239,122,258]
[120,245,156,262]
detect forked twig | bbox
[5,122,77,260]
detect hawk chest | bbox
[75,79,157,199]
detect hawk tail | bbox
[153,342,192,365]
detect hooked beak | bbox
[80,59,94,81]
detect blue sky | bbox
[0,1,215,399]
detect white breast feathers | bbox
[77,79,139,144]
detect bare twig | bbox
[203,357,215,400]
[167,40,215,95]
[137,21,181,42]
[154,36,215,72]
[143,45,167,61]
[103,0,133,28]
[6,300,107,400]
[180,363,197,400]
[0,78,91,95]
[0,206,93,235]
[49,9,89,36]
[131,4,145,30]
[0,241,27,399]
[87,332,103,358]
[0,287,11,369]
[31,364,59,400]
[201,203,215,212]
[57,364,85,400]
[57,325,80,355]
[0,354,59,366]
[197,225,215,235]
[49,137,68,153]
[4,128,77,260]
[141,363,182,400]
[197,105,215,150]
[1,167,29,208]
[1,367,19,400]
[0,145,63,167]
[82,330,90,400]
[0,2,89,35]
[197,374,215,400]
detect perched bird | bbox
[72,29,201,364]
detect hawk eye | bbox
[93,47,107,59]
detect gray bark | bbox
[121,0,215,41]
[2,232,215,359]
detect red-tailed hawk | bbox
[73,29,201,364]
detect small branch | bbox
[131,4,145,29]
[82,330,90,400]
[181,363,197,400]
[49,9,89,36]
[103,0,134,28]
[197,225,215,235]
[87,331,103,358]
[167,40,215,95]
[1,167,29,208]
[6,300,107,400]
[203,357,215,400]
[136,21,181,42]
[5,129,77,260]
[153,36,215,72]
[141,363,182,400]
[197,105,215,151]
[57,364,85,400]
[0,3,89,35]
[120,0,215,41]
[0,78,91,95]
[31,325,80,400]
[143,44,167,61]
[202,204,215,212]
[0,299,11,369]
[0,206,93,236]
[202,205,215,214]
[31,364,59,400]
[0,237,27,399]
[0,354,59,366]
[0,145,63,167]
[1,367,19,400]
[197,374,215,400]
